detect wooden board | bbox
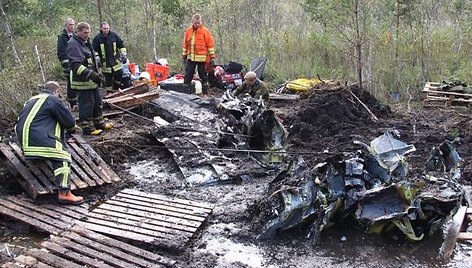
[81,188,214,250]
[0,195,88,235]
[269,93,300,101]
[439,206,468,259]
[104,82,149,99]
[423,82,472,107]
[104,91,160,109]
[0,135,120,198]
[2,227,176,268]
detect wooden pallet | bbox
[80,188,214,250]
[423,82,472,107]
[0,195,88,235]
[1,226,176,268]
[0,134,121,198]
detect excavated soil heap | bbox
[286,84,392,151]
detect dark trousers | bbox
[76,88,103,128]
[184,61,208,94]
[65,72,77,107]
[51,160,71,193]
[104,68,123,90]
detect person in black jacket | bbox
[57,18,77,108]
[92,22,127,90]
[15,81,83,205]
[67,22,112,135]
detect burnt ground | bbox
[1,86,472,267]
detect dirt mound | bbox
[287,84,391,143]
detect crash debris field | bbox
[1,82,472,267]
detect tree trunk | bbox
[97,0,103,24]
[0,1,25,73]
[354,0,363,89]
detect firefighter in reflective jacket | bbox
[182,14,216,96]
[92,22,126,90]
[57,17,77,108]
[15,81,84,205]
[67,22,112,135]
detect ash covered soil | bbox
[1,85,472,267]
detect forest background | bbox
[1,0,471,117]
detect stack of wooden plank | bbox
[423,82,472,107]
[2,226,176,268]
[103,82,159,110]
[0,134,121,199]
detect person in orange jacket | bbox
[182,14,216,97]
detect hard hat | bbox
[244,71,257,80]
[214,65,224,77]
[157,58,168,67]
[139,71,151,80]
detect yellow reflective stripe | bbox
[112,64,122,72]
[193,55,207,62]
[54,166,70,176]
[120,47,126,53]
[113,42,116,55]
[71,80,96,90]
[55,122,62,151]
[61,161,70,188]
[208,48,215,54]
[61,59,69,64]
[190,31,196,58]
[100,43,106,60]
[102,67,112,73]
[22,94,48,147]
[23,147,71,161]
[77,65,87,75]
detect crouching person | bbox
[15,81,84,205]
[233,71,271,107]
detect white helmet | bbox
[157,58,168,67]
[139,71,151,80]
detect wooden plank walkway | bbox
[2,226,176,268]
[81,188,214,250]
[0,134,120,198]
[0,195,88,235]
[423,82,472,107]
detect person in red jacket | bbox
[182,14,216,97]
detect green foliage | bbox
[3,0,472,118]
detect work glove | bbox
[66,125,81,135]
[95,55,101,67]
[61,62,70,74]
[90,71,105,85]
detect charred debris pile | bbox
[249,84,467,245]
[249,130,465,244]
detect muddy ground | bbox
[1,85,472,267]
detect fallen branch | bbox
[346,89,379,121]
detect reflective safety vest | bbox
[92,31,126,73]
[15,93,76,161]
[67,35,99,90]
[182,25,215,62]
